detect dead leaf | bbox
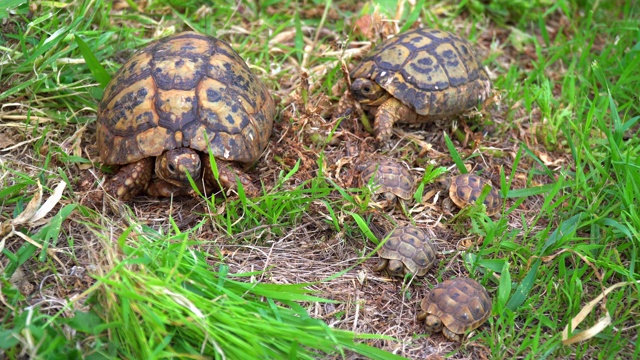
[537,150,565,166]
[0,132,16,150]
[562,280,640,345]
[353,14,375,39]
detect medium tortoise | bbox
[358,158,414,206]
[417,277,492,341]
[342,28,491,147]
[438,174,501,216]
[374,225,437,277]
[97,32,275,200]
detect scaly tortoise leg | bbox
[104,157,154,201]
[373,259,388,272]
[442,327,462,342]
[201,154,259,197]
[374,97,420,148]
[332,91,355,121]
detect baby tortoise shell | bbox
[346,28,491,147]
[358,158,414,205]
[440,174,501,216]
[374,225,437,277]
[418,277,492,341]
[97,32,275,200]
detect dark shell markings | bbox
[351,27,491,116]
[98,31,274,167]
[97,31,275,200]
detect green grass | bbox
[1,0,639,359]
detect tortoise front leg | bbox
[104,158,154,201]
[374,97,419,148]
[201,154,259,197]
[442,327,462,342]
[332,91,355,121]
[373,258,388,272]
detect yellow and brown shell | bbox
[350,28,491,116]
[97,32,275,166]
[359,158,414,200]
[419,277,491,335]
[449,174,501,216]
[378,226,437,276]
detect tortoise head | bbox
[386,259,406,277]
[381,191,399,205]
[424,314,443,333]
[435,176,451,190]
[350,78,389,106]
[155,148,202,187]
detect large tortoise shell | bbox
[378,226,437,276]
[97,31,275,166]
[420,277,492,335]
[350,28,491,117]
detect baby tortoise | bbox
[358,158,414,207]
[438,174,501,216]
[374,225,437,277]
[418,277,492,341]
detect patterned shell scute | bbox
[350,28,491,117]
[359,159,414,200]
[450,174,501,215]
[421,278,491,334]
[97,31,275,166]
[379,226,437,276]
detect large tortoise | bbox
[417,277,492,341]
[373,225,437,277]
[97,32,275,200]
[342,28,491,147]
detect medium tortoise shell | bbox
[350,27,491,117]
[97,31,275,167]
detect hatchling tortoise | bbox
[417,277,492,341]
[438,174,501,216]
[340,28,491,147]
[97,32,275,200]
[358,158,414,206]
[374,225,437,277]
